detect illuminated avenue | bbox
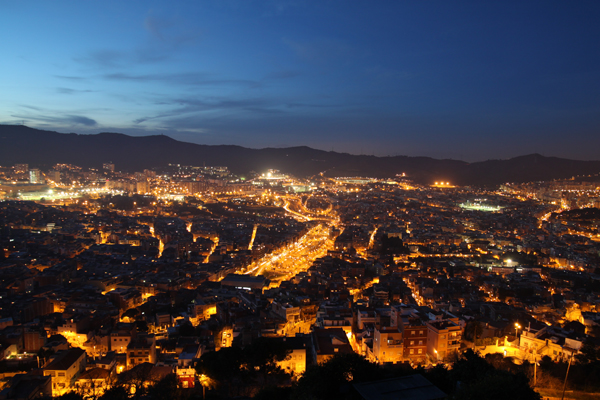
[2,162,600,398]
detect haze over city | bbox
[2,1,600,161]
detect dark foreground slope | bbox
[2,125,600,186]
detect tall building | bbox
[180,180,207,194]
[48,170,61,183]
[136,180,150,194]
[403,323,428,363]
[29,168,43,184]
[14,164,28,174]
[427,319,463,362]
[372,326,403,364]
[103,163,115,172]
[126,334,157,368]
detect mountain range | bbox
[2,125,600,186]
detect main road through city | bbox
[243,195,338,286]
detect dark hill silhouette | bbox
[2,125,600,186]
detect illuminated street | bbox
[244,223,336,285]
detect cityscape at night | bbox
[2,1,600,400]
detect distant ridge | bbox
[2,125,600,186]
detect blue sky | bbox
[1,1,599,161]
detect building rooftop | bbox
[44,348,86,371]
[427,320,460,331]
[353,374,446,400]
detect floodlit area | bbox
[18,190,82,201]
[459,202,502,212]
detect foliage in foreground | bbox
[55,349,544,400]
[255,350,540,400]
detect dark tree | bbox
[135,320,149,333]
[147,373,189,400]
[464,321,483,342]
[178,322,195,337]
[56,393,84,400]
[195,337,292,397]
[292,353,382,400]
[119,362,155,400]
[37,347,55,366]
[576,339,600,364]
[450,349,495,383]
[254,386,293,400]
[195,347,249,397]
[122,308,139,320]
[443,350,540,400]
[244,337,291,390]
[421,364,453,395]
[98,386,130,400]
[454,370,541,400]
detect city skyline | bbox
[2,1,600,161]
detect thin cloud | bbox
[143,14,199,43]
[56,88,95,95]
[134,49,170,64]
[73,48,171,70]
[102,72,262,88]
[284,102,348,109]
[261,0,306,16]
[20,105,44,111]
[282,37,356,64]
[144,15,169,40]
[142,13,202,50]
[55,75,88,81]
[132,94,355,128]
[263,70,301,80]
[72,18,200,71]
[133,97,281,125]
[12,113,98,127]
[74,49,125,69]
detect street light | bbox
[561,352,574,400]
[533,349,539,387]
[199,374,214,399]
[514,323,521,339]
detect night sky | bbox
[1,1,599,161]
